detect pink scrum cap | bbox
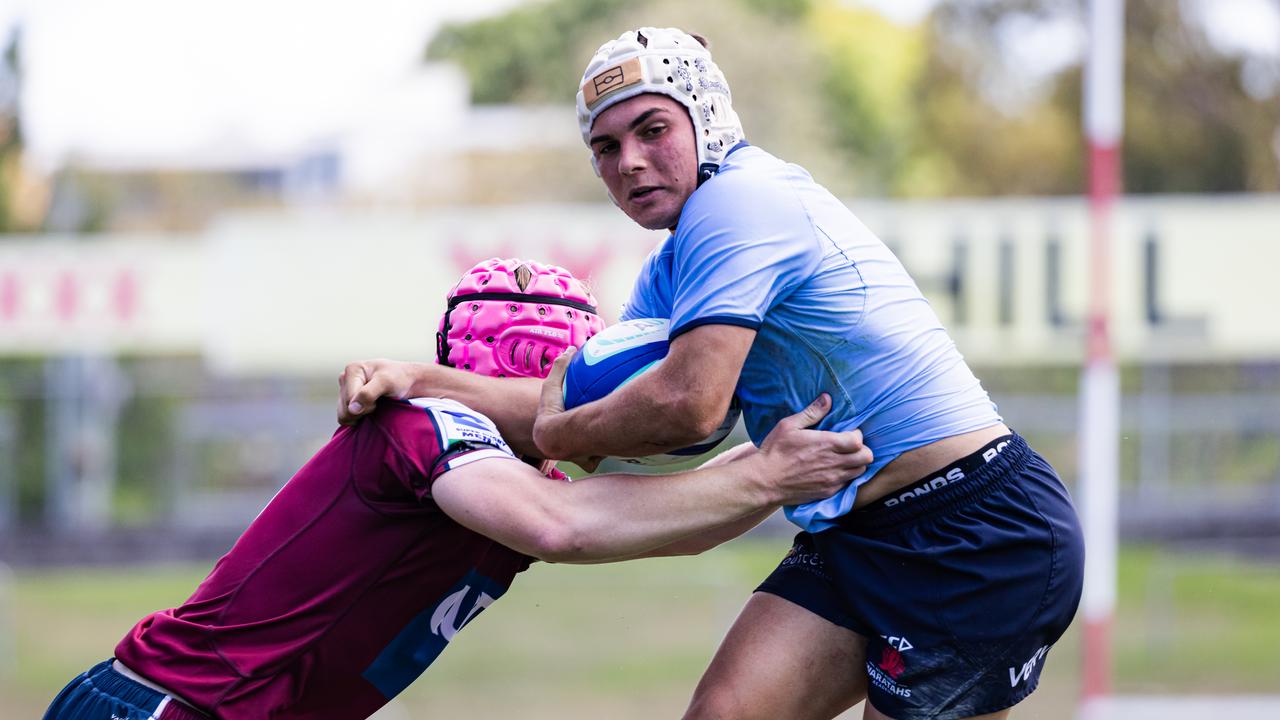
[436,258,606,379]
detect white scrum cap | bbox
[576,27,744,184]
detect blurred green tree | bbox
[806,2,930,195]
[920,0,1280,194]
[1,27,24,231]
[426,0,629,104]
[1121,0,1279,192]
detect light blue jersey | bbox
[621,144,1001,532]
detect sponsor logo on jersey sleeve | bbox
[410,398,512,455]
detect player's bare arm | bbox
[627,442,775,559]
[571,441,779,562]
[339,358,542,456]
[432,394,870,564]
[532,323,753,461]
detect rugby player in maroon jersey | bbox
[44,258,871,720]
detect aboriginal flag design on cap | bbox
[582,57,642,108]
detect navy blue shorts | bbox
[758,434,1085,720]
[44,660,206,720]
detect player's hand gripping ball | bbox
[562,318,741,465]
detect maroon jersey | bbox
[116,398,534,719]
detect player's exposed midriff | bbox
[851,422,1013,509]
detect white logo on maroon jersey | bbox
[430,585,496,641]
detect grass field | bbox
[3,540,1279,718]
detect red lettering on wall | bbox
[0,273,18,321]
[114,269,137,322]
[56,272,78,322]
[549,243,613,286]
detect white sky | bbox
[1194,0,1280,56]
[2,0,1277,172]
[1,0,526,170]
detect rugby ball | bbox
[563,318,741,466]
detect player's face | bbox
[589,94,698,232]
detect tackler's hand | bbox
[747,394,874,506]
[531,348,576,459]
[338,359,417,425]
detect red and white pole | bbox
[1079,1,1124,718]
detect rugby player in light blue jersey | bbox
[341,27,1085,720]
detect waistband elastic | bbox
[94,659,208,719]
[837,433,1028,535]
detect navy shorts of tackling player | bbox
[757,434,1086,720]
[43,660,206,720]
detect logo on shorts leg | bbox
[780,543,818,565]
[878,646,907,679]
[778,542,828,578]
[867,634,914,698]
[1008,644,1051,687]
